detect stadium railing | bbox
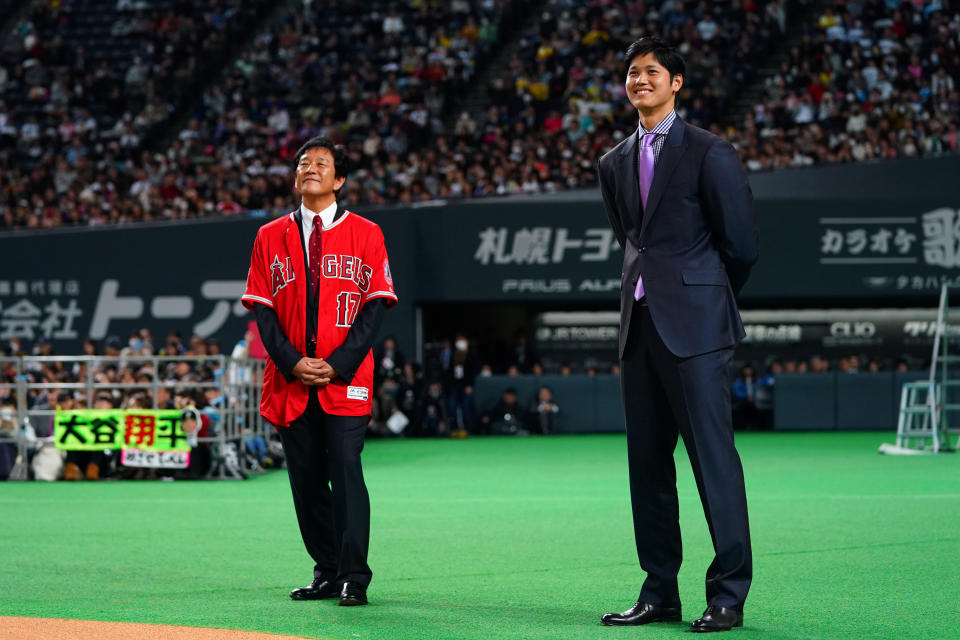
[1,355,268,480]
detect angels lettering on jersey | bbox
[271,255,296,296]
[321,254,373,293]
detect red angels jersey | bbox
[241,209,398,425]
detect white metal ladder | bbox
[891,284,957,453]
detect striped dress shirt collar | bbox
[638,109,677,164]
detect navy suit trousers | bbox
[621,301,752,609]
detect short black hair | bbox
[623,36,686,82]
[93,393,115,407]
[294,137,350,195]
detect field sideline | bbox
[2,432,959,640]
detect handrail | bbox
[0,354,268,479]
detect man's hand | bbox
[293,357,333,387]
[314,360,338,383]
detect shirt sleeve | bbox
[241,231,274,311]
[362,225,398,307]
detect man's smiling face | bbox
[295,146,345,199]
[625,52,683,115]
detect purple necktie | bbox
[635,132,656,301]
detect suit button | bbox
[639,246,646,254]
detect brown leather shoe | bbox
[84,462,100,480]
[600,601,682,626]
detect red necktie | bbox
[308,217,322,294]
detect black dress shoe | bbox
[339,582,368,606]
[691,605,743,632]
[289,577,339,600]
[600,601,682,626]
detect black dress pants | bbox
[278,391,372,587]
[620,302,752,609]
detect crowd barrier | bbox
[0,355,267,480]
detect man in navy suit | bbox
[597,36,759,633]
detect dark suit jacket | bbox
[598,117,759,359]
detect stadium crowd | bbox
[486,0,785,178]
[0,0,519,228]
[731,0,960,170]
[1,0,957,232]
[0,0,272,229]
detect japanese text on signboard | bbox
[54,410,191,451]
[474,227,619,265]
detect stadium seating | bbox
[0,0,272,227]
[728,0,960,171]
[0,0,957,231]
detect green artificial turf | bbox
[2,432,959,640]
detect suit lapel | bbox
[617,131,640,231]
[289,209,306,276]
[287,209,311,308]
[640,119,687,237]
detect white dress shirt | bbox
[300,201,337,264]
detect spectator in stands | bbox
[154,386,175,410]
[445,333,478,431]
[754,362,776,429]
[529,385,559,434]
[395,362,422,425]
[732,364,760,429]
[510,330,536,372]
[369,385,397,438]
[417,380,449,437]
[177,389,212,479]
[63,393,113,480]
[839,355,861,373]
[0,396,17,480]
[374,336,405,387]
[809,355,829,373]
[161,331,185,356]
[480,387,527,435]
